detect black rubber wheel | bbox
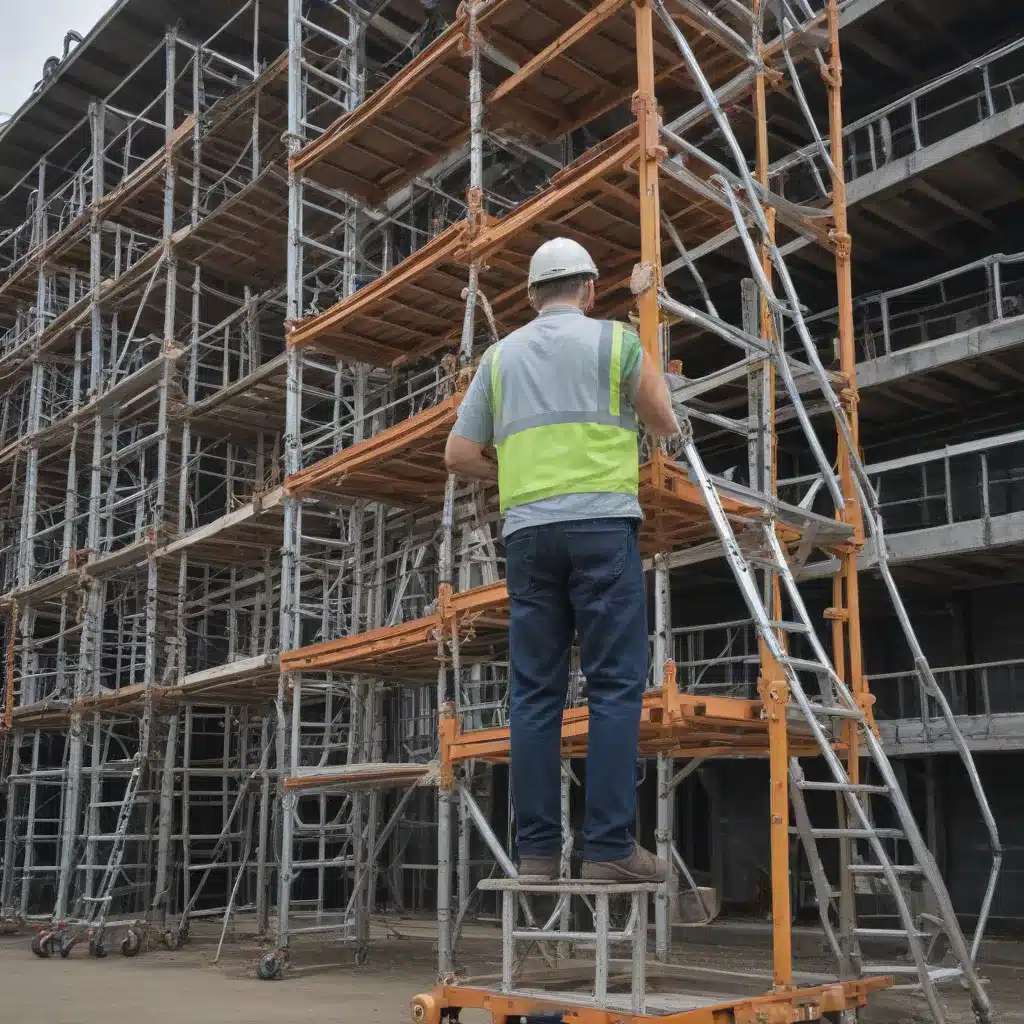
[257,952,282,981]
[59,937,72,959]
[30,933,45,958]
[39,933,54,958]
[88,939,107,959]
[120,931,141,958]
[354,945,369,966]
[162,929,181,951]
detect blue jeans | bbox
[505,517,648,862]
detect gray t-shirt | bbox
[452,305,644,537]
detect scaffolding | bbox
[0,1,1003,1023]
[0,6,287,957]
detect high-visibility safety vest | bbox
[488,318,640,514]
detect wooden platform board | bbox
[290,0,765,207]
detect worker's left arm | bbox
[445,351,498,482]
[622,331,678,439]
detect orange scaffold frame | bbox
[279,0,882,1019]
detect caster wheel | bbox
[162,929,181,951]
[59,938,73,959]
[89,940,107,959]
[30,933,45,958]
[120,931,141,958]
[258,952,282,981]
[411,994,440,1024]
[32,932,54,958]
[354,945,369,966]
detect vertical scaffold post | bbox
[461,0,485,365]
[653,557,672,961]
[635,0,665,972]
[766,678,792,989]
[442,0,485,976]
[153,711,180,927]
[437,474,458,978]
[0,734,20,915]
[749,1,792,990]
[275,0,305,966]
[823,0,866,975]
[632,0,663,364]
[558,762,572,943]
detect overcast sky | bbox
[0,1,113,121]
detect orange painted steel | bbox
[279,580,510,680]
[412,975,892,1024]
[286,117,778,368]
[290,0,754,209]
[286,135,728,366]
[751,0,792,987]
[278,453,806,679]
[286,2,816,370]
[440,668,827,770]
[284,391,464,508]
[277,0,879,1012]
[639,450,799,554]
[484,0,634,117]
[633,0,665,364]
[286,223,472,365]
[822,0,871,740]
[289,12,500,205]
[283,423,795,554]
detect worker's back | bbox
[445,236,675,886]
[455,303,645,537]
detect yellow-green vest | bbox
[488,318,639,514]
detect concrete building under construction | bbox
[0,0,1020,1021]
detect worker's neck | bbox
[538,301,584,316]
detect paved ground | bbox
[0,931,435,1024]
[0,925,1020,1024]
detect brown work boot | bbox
[517,855,560,882]
[581,843,672,883]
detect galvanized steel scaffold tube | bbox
[1,3,290,960]
[0,2,1002,1022]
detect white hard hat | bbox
[527,237,598,287]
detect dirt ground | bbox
[0,924,1020,1024]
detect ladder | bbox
[80,703,155,950]
[675,416,993,1024]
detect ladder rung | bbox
[797,828,905,840]
[802,703,863,721]
[798,781,889,795]
[863,964,963,982]
[854,927,930,940]
[746,557,783,572]
[848,863,924,875]
[780,656,830,674]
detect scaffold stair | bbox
[675,418,992,1024]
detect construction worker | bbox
[445,238,679,883]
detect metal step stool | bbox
[478,877,660,1013]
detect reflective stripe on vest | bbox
[489,320,639,514]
